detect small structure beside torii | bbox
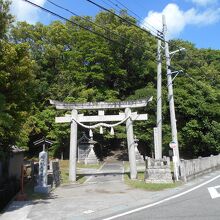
[77,133,98,164]
[50,97,153,182]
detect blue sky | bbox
[10,0,220,49]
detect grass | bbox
[59,160,70,184]
[59,160,86,184]
[124,172,181,191]
[123,161,181,191]
[123,161,130,172]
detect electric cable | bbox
[106,0,160,34]
[22,0,126,47]
[84,0,163,40]
[46,0,149,48]
[170,41,216,83]
[170,61,218,91]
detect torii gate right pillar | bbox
[125,108,137,179]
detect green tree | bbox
[0,1,36,159]
[8,11,220,159]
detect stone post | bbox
[69,109,78,182]
[39,150,47,187]
[134,138,144,163]
[125,108,137,179]
[34,150,51,193]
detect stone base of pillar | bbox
[85,148,99,165]
[34,185,51,194]
[145,157,173,183]
[130,173,137,180]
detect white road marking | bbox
[83,210,95,214]
[103,174,220,220]
[208,185,220,199]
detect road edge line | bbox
[103,173,220,220]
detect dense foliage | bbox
[0,1,219,159]
[0,0,35,159]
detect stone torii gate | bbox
[50,97,152,182]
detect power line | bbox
[22,0,161,60]
[181,72,216,92]
[100,0,116,9]
[106,0,160,34]
[170,42,217,84]
[22,0,126,47]
[101,0,164,41]
[46,0,147,48]
[106,0,162,36]
[85,0,163,40]
[169,63,218,91]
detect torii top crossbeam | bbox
[49,97,153,110]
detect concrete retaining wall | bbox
[180,154,220,182]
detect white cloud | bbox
[10,0,46,24]
[185,7,220,24]
[142,3,220,39]
[191,0,217,6]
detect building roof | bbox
[10,145,25,154]
[78,133,97,145]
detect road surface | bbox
[1,163,220,220]
[102,173,220,220]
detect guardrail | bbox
[180,154,220,182]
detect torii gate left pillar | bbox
[69,109,78,182]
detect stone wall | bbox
[180,154,220,182]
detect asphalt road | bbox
[103,174,220,220]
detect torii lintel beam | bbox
[50,97,153,110]
[55,112,148,123]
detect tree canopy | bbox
[0,0,219,159]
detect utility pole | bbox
[163,15,180,166]
[155,38,162,159]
